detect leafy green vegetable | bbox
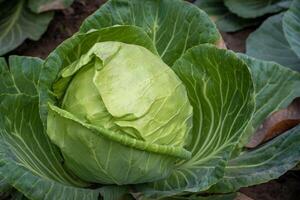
[41,19,251,190]
[47,41,193,184]
[39,25,160,126]
[1,0,300,200]
[59,42,192,146]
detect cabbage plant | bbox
[246,0,300,71]
[1,0,300,200]
[0,0,74,56]
[47,41,194,185]
[195,0,300,71]
[194,0,291,32]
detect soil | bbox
[6,0,300,200]
[221,29,254,53]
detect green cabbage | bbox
[47,41,193,184]
[5,0,299,199]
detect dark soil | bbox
[7,1,300,200]
[221,29,254,53]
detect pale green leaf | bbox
[80,0,220,66]
[0,56,101,200]
[224,0,291,18]
[0,0,53,56]
[283,0,300,58]
[246,13,300,71]
[136,44,255,198]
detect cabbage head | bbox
[46,41,193,184]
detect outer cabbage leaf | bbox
[283,0,300,59]
[0,56,101,200]
[28,0,75,13]
[0,0,53,56]
[209,125,300,193]
[194,0,260,32]
[246,13,300,71]
[240,54,300,130]
[79,0,221,66]
[136,44,255,198]
[208,55,300,193]
[224,0,291,18]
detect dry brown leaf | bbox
[246,98,300,148]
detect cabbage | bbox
[47,41,193,184]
